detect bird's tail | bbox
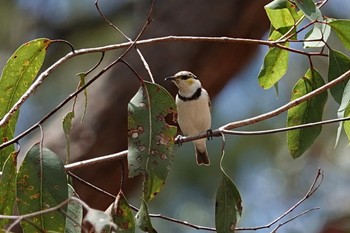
[195,146,210,166]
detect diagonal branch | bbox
[0,35,327,130]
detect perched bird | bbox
[165,71,212,165]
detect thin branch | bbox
[95,0,155,82]
[68,163,321,232]
[65,150,127,171]
[269,207,320,233]
[0,35,328,130]
[120,59,144,83]
[67,171,116,199]
[222,115,350,136]
[83,51,105,76]
[69,169,217,231]
[236,169,323,231]
[39,114,350,174]
[0,6,153,150]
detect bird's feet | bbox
[206,129,213,140]
[175,134,184,146]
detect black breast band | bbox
[178,88,202,101]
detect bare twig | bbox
[65,150,127,171]
[68,171,116,199]
[236,169,323,231]
[222,115,350,136]
[269,207,320,233]
[95,0,155,82]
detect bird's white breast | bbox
[176,88,211,136]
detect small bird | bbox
[165,71,212,165]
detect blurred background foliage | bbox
[1,0,350,232]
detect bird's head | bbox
[165,71,201,94]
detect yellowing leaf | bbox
[258,44,289,89]
[0,38,51,168]
[105,191,135,233]
[265,0,295,30]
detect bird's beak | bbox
[165,76,175,81]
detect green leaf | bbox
[16,143,68,232]
[343,104,350,142]
[265,0,295,30]
[135,200,157,233]
[85,208,116,233]
[287,69,327,158]
[63,111,75,164]
[76,72,88,122]
[294,0,322,21]
[215,172,242,233]
[328,49,350,104]
[128,81,177,202]
[105,191,135,233]
[65,185,83,233]
[265,1,300,42]
[258,43,289,89]
[335,80,350,147]
[0,151,17,228]
[329,19,350,51]
[304,20,331,48]
[0,38,51,168]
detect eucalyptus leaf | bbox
[329,19,350,51]
[0,151,17,228]
[287,69,327,158]
[265,0,295,30]
[0,38,51,168]
[135,200,157,233]
[343,104,350,142]
[304,21,331,48]
[335,80,350,147]
[63,111,75,164]
[65,185,83,233]
[294,0,322,21]
[17,143,68,232]
[128,81,177,202]
[215,172,242,233]
[328,48,350,104]
[258,44,289,89]
[104,191,135,233]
